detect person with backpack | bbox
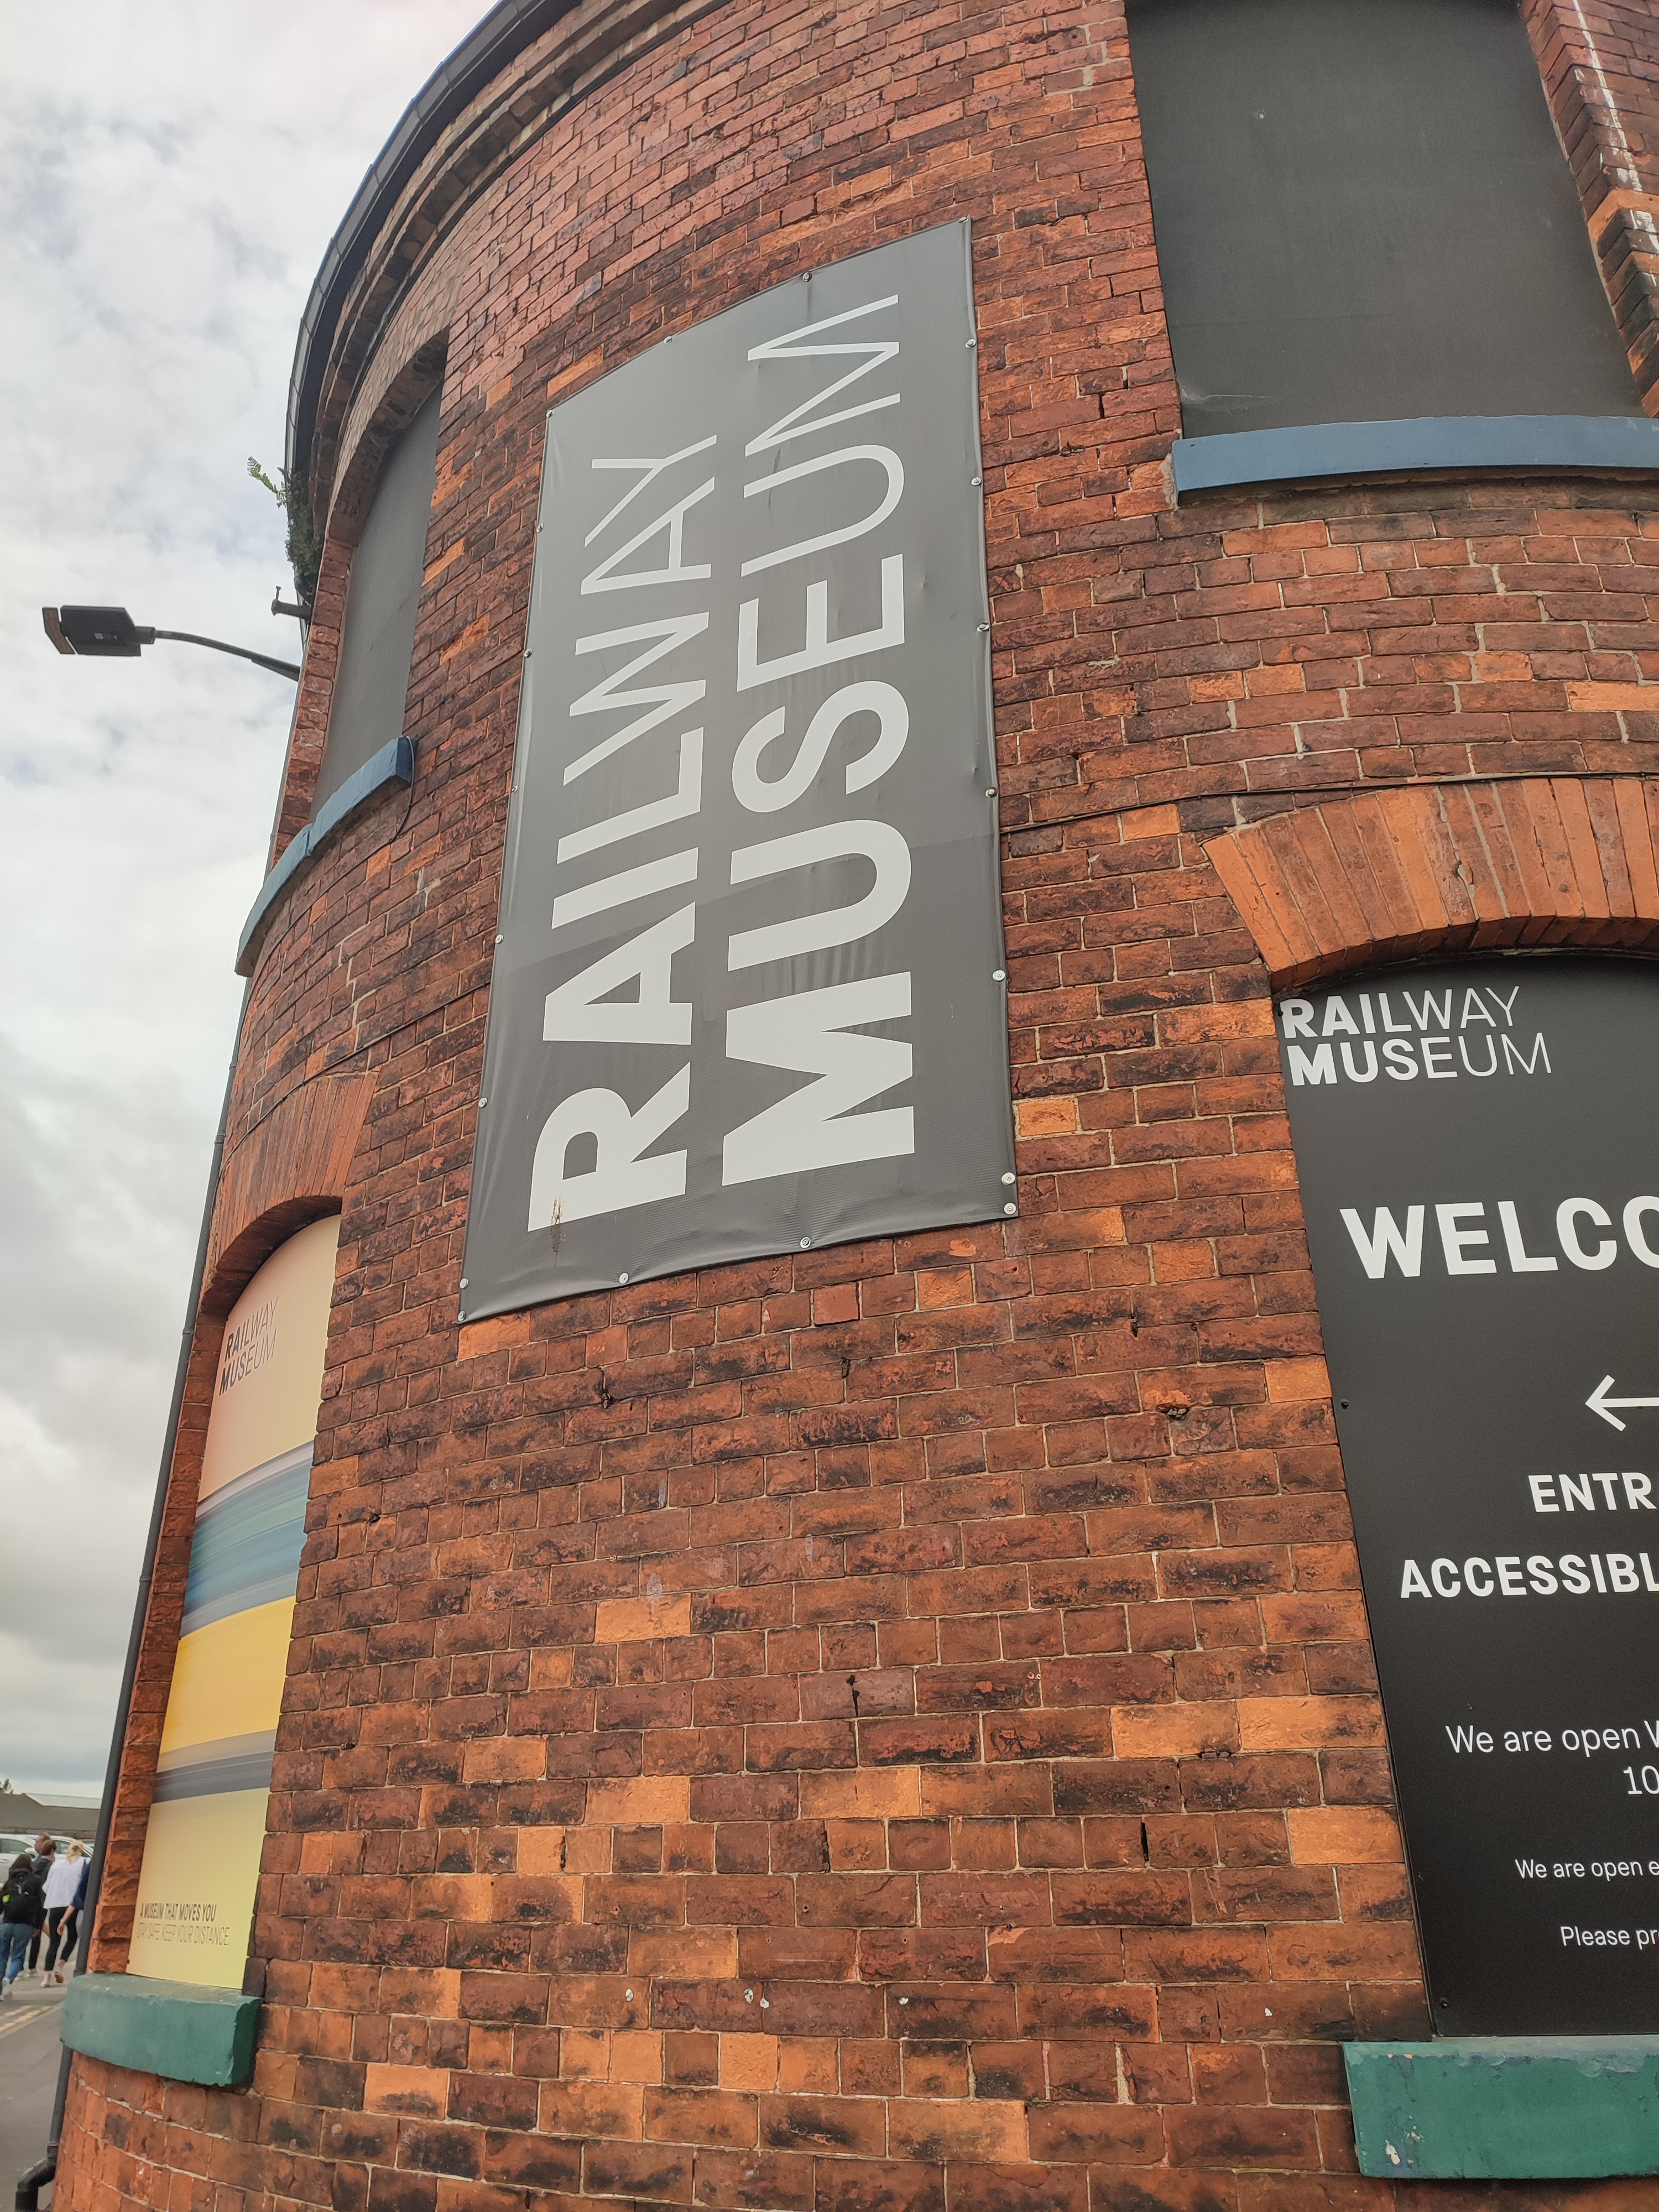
[0,1855,44,1995]
[25,1839,54,1975]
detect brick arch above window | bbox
[203,1072,375,1317]
[1202,777,1659,990]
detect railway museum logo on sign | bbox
[462,222,1015,1318]
[1278,957,1659,2036]
[1280,978,1550,1086]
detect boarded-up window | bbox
[314,390,442,806]
[1127,0,1640,439]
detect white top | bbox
[42,1856,81,1909]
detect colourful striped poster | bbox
[127,1217,338,1987]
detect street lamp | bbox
[42,604,300,682]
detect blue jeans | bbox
[0,1922,31,1986]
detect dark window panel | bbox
[314,390,443,807]
[1128,0,1641,439]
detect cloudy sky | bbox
[0,0,483,1799]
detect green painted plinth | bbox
[61,1972,260,2088]
[1345,2037,1659,2179]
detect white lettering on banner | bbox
[743,295,900,453]
[1438,1202,1496,1275]
[740,447,904,575]
[530,434,714,1222]
[543,907,697,1046]
[1337,1195,1659,1280]
[717,292,916,1193]
[529,285,923,1235]
[1499,1199,1557,1272]
[1383,1039,1418,1080]
[1526,1472,1656,1512]
[1505,1032,1552,1074]
[528,1067,691,1229]
[583,437,718,544]
[727,822,911,970]
[557,730,705,863]
[565,615,711,783]
[581,477,716,593]
[1279,985,1548,1086]
[550,848,698,930]
[723,974,915,1183]
[1397,1551,1659,1598]
[1558,1198,1618,1270]
[1624,1197,1659,1267]
[1287,1042,1335,1087]
[732,683,909,814]
[737,556,905,691]
[1340,1204,1425,1279]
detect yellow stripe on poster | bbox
[131,1217,339,1993]
[125,1791,272,1989]
[158,1599,296,1757]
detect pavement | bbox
[0,1970,65,2207]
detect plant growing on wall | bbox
[248,457,323,612]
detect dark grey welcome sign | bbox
[1281,957,1659,2034]
[462,221,1014,1318]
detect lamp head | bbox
[42,606,153,657]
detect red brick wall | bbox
[56,0,1659,2207]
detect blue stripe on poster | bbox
[155,1729,278,1804]
[152,1752,275,1803]
[182,1447,311,1636]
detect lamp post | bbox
[42,604,300,682]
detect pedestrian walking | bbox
[26,1838,54,1975]
[0,1855,43,1995]
[43,1843,85,1984]
[54,1846,89,1978]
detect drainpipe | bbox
[15,987,249,2212]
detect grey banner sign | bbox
[1280,957,1659,2034]
[461,221,1014,1320]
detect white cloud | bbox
[0,0,486,1797]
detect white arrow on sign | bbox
[1585,1375,1659,1431]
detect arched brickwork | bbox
[206,1072,375,1306]
[88,1073,373,1971]
[1203,776,1659,988]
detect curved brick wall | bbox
[55,0,1659,2206]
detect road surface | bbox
[0,1972,63,2206]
